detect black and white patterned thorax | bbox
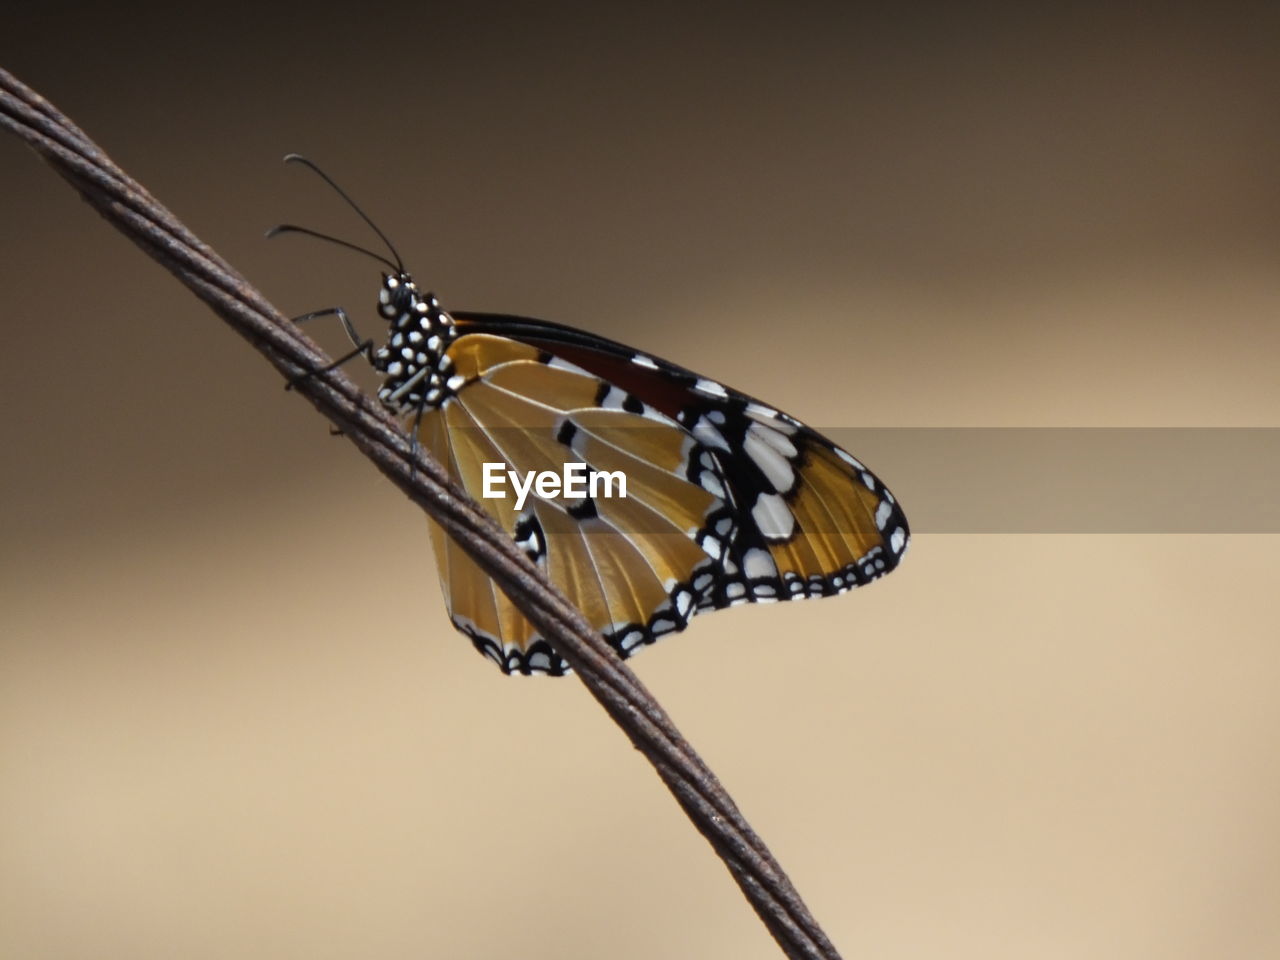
[372,273,462,411]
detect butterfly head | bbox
[376,271,421,320]
[372,273,461,410]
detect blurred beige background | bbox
[2,3,1278,958]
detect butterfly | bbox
[276,157,909,676]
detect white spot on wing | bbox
[547,355,591,375]
[699,473,726,499]
[691,417,732,452]
[694,378,728,398]
[890,527,907,554]
[745,401,779,421]
[632,354,658,370]
[836,448,866,471]
[619,630,646,652]
[875,499,892,530]
[747,421,798,459]
[751,492,796,540]
[744,547,777,580]
[744,431,797,492]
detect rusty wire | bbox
[0,66,847,960]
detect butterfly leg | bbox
[405,389,429,480]
[284,307,375,391]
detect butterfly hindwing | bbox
[419,311,909,673]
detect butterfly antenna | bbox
[266,223,400,273]
[278,153,406,273]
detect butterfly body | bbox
[357,269,909,676]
